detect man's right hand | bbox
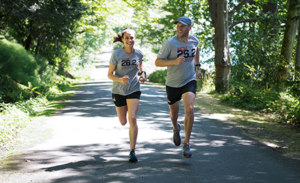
[175,55,185,65]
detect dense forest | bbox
[0,0,299,144]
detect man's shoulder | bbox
[163,35,178,46]
[189,35,199,42]
[167,35,178,42]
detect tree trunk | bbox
[209,0,231,91]
[295,23,300,80]
[260,1,278,83]
[25,34,32,51]
[35,38,40,56]
[278,0,300,84]
[59,64,76,79]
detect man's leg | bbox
[169,101,182,146]
[169,101,180,131]
[182,92,195,144]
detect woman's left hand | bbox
[139,73,147,83]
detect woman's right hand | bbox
[121,75,130,85]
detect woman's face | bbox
[122,31,136,48]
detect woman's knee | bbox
[119,118,127,126]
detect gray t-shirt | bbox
[110,48,143,95]
[157,35,199,87]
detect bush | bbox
[148,68,213,92]
[221,84,300,124]
[0,74,34,103]
[148,69,167,84]
[0,39,39,86]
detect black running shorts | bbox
[112,91,141,107]
[166,80,196,105]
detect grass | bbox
[0,83,83,163]
[194,92,300,161]
[37,84,83,116]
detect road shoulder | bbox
[194,92,300,162]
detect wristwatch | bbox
[195,64,201,67]
[138,71,146,76]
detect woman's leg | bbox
[126,99,140,151]
[115,106,128,126]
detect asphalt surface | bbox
[1,47,300,183]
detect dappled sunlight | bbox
[247,119,265,124]
[202,113,234,121]
[149,112,169,116]
[210,134,242,139]
[108,172,138,179]
[142,93,166,98]
[202,152,219,156]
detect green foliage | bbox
[148,69,167,84]
[0,39,39,86]
[0,67,87,145]
[148,68,214,92]
[196,70,214,93]
[221,84,300,124]
[222,85,280,111]
[0,97,48,143]
[0,75,33,103]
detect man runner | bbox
[155,16,202,158]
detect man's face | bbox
[176,22,191,38]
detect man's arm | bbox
[155,55,185,67]
[194,47,202,79]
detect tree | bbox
[277,0,300,85]
[208,0,231,91]
[0,0,86,64]
[295,22,300,80]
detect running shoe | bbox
[173,123,181,146]
[129,149,138,162]
[182,142,192,158]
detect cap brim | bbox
[174,20,188,25]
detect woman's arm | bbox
[138,61,146,83]
[107,64,129,84]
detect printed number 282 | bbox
[121,60,136,66]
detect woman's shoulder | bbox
[134,49,143,56]
[113,48,124,55]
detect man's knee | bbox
[185,105,194,115]
[170,109,179,117]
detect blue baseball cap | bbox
[174,16,192,26]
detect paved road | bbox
[1,47,300,183]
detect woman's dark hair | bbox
[113,27,136,44]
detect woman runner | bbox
[107,28,146,162]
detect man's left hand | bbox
[196,69,202,79]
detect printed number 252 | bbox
[177,49,195,58]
